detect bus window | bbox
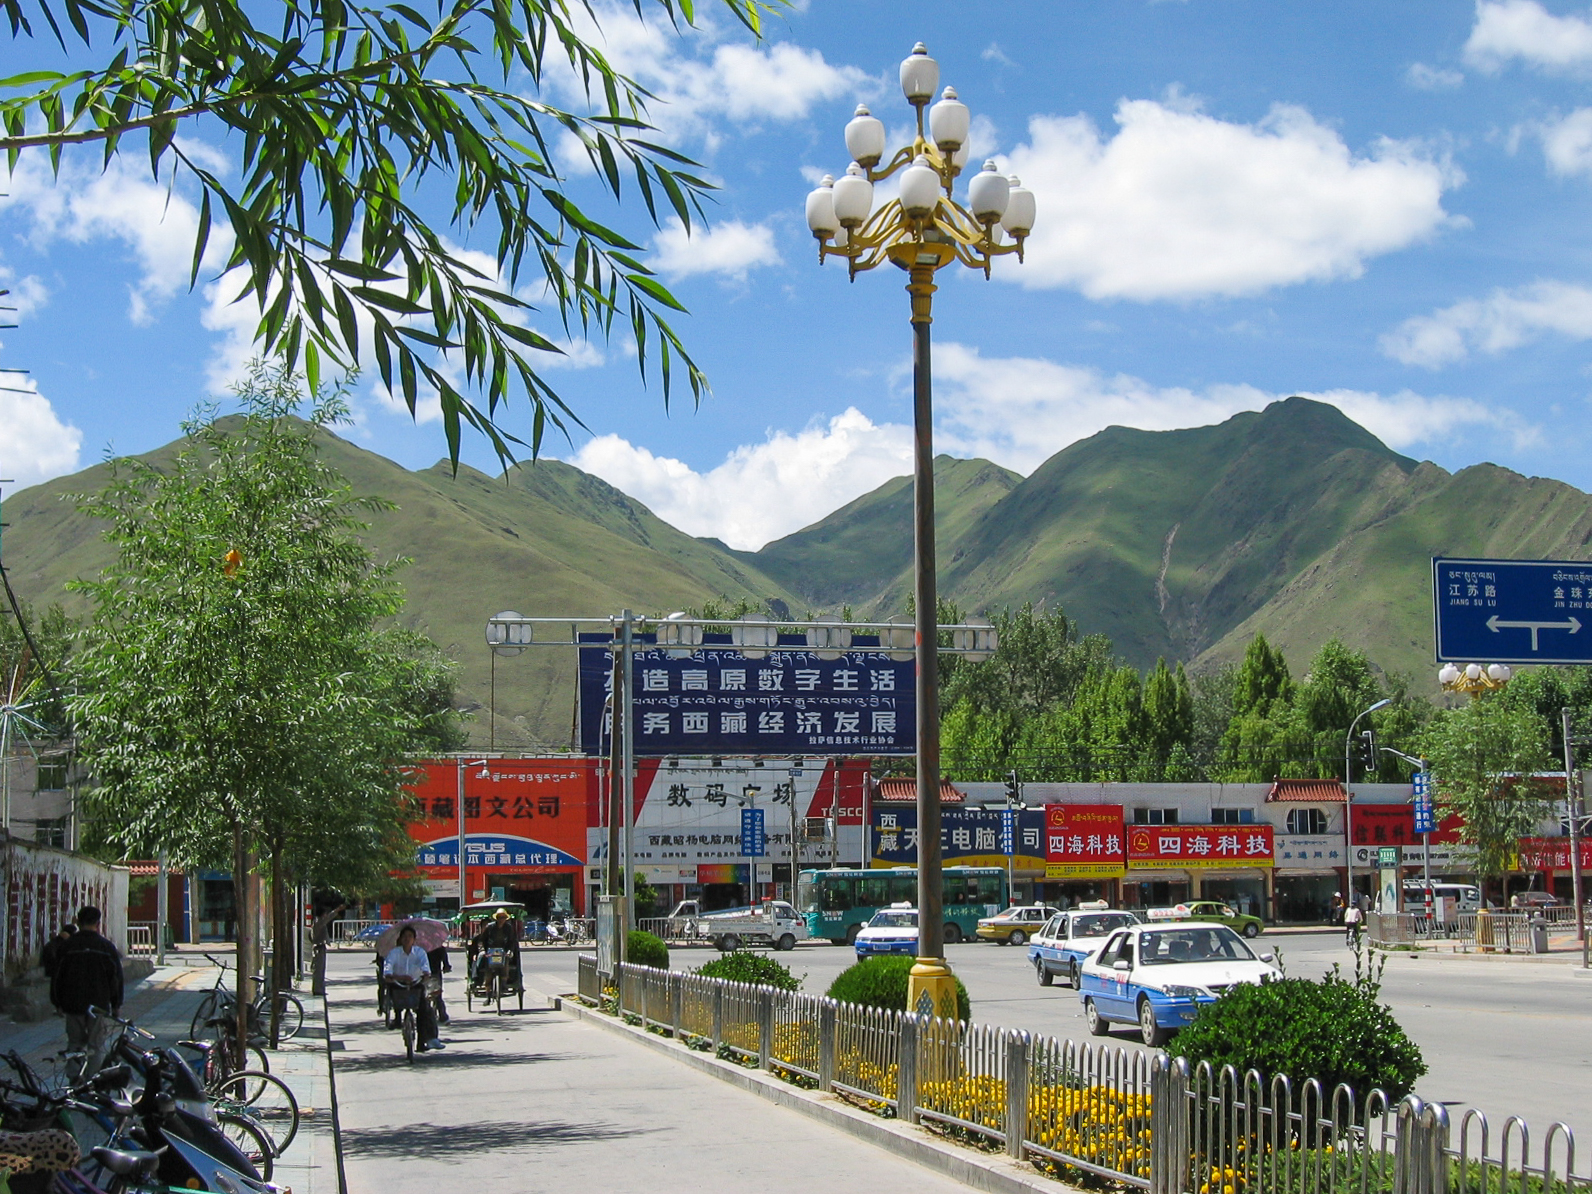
[887,873,916,904]
[821,877,854,912]
[859,876,892,907]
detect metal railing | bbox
[577,957,1592,1194]
[328,919,394,946]
[1371,910,1573,952]
[125,922,155,956]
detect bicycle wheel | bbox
[189,992,220,1041]
[218,1111,275,1181]
[402,1009,415,1063]
[213,1071,300,1154]
[265,992,304,1042]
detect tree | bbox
[1420,695,1553,885]
[70,360,463,1055]
[0,0,777,459]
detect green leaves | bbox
[0,0,784,462]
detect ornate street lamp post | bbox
[1437,662,1513,699]
[805,44,1034,1018]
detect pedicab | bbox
[459,900,526,1014]
[372,918,451,1027]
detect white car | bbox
[854,903,920,960]
[1077,922,1280,1046]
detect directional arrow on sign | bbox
[1487,614,1583,651]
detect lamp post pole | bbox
[805,43,1034,1018]
[1562,708,1586,943]
[1343,698,1391,909]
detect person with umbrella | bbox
[383,924,445,1052]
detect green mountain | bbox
[751,398,1592,682]
[10,397,1592,747]
[0,426,796,751]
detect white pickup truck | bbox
[666,900,809,952]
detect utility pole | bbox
[1562,709,1586,943]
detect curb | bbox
[320,993,349,1194]
[532,986,1072,1194]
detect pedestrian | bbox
[49,907,124,1080]
[383,925,444,1052]
[40,924,76,979]
[426,943,451,1025]
[1344,901,1364,947]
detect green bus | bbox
[797,866,1009,945]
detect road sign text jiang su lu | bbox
[1433,558,1592,665]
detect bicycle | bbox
[189,954,304,1043]
[385,982,421,1063]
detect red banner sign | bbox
[406,759,592,878]
[1350,805,1416,847]
[1518,837,1592,871]
[1126,824,1274,869]
[1044,805,1125,878]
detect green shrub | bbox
[1171,955,1425,1101]
[626,930,670,969]
[825,956,971,1021]
[696,952,802,990]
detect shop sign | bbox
[1350,805,1416,848]
[1275,835,1344,870]
[405,759,590,876]
[1517,837,1592,871]
[871,806,1046,869]
[1126,824,1274,869]
[1044,804,1126,879]
[1350,843,1470,869]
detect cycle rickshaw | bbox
[459,900,526,1014]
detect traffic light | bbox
[1005,770,1021,805]
[1360,729,1377,770]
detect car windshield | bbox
[1073,913,1135,937]
[870,910,918,928]
[1140,927,1256,965]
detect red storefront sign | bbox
[1126,824,1274,869]
[1518,837,1592,871]
[406,759,592,880]
[1350,805,1416,848]
[1044,805,1126,878]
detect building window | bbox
[1286,808,1328,835]
[36,760,68,791]
[1133,808,1179,825]
[1211,808,1256,825]
[32,817,68,848]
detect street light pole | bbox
[1343,698,1392,908]
[1562,708,1586,943]
[805,42,1033,1021]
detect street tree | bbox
[70,361,463,1054]
[1420,695,1553,886]
[0,0,778,460]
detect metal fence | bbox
[125,922,155,956]
[1370,910,1563,952]
[575,956,1592,1194]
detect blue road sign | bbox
[1434,558,1592,664]
[740,807,766,858]
[1000,809,1017,857]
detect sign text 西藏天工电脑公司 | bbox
[1126,824,1274,869]
[1044,804,1126,880]
[1433,558,1592,665]
[577,642,915,757]
[872,806,1046,869]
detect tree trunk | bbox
[232,823,253,1071]
[269,841,295,1048]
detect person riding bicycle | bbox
[468,909,520,987]
[383,925,444,1052]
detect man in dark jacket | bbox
[50,907,124,1079]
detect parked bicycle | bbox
[188,954,303,1044]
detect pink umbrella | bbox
[375,918,451,956]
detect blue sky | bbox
[7,1,1592,549]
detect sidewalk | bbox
[0,960,339,1194]
[323,952,984,1194]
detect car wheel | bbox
[1243,922,1261,939]
[720,934,741,952]
[776,933,796,952]
[1067,959,1080,989]
[1139,998,1171,1047]
[1009,929,1027,947]
[845,923,861,946]
[943,923,963,945]
[1085,999,1111,1037]
[1036,960,1054,987]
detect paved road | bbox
[325,953,978,1194]
[515,930,1592,1143]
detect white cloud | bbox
[568,408,913,550]
[0,154,229,324]
[570,345,1511,549]
[1464,0,1592,74]
[549,5,867,145]
[1537,107,1592,175]
[651,218,781,281]
[1381,280,1592,367]
[1406,62,1465,90]
[998,99,1458,300]
[0,269,48,321]
[0,378,81,489]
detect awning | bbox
[1266,779,1345,803]
[873,778,964,804]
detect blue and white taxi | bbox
[1027,906,1141,989]
[1077,922,1279,1046]
[854,903,920,960]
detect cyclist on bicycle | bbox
[383,926,444,1052]
[468,909,520,986]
